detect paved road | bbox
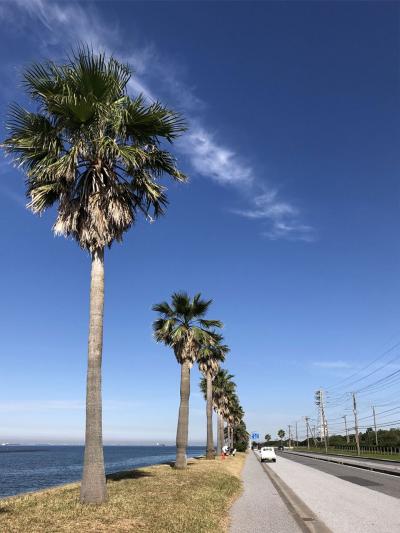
[229,451,301,532]
[278,451,400,499]
[268,454,400,533]
[284,450,400,475]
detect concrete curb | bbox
[283,451,400,477]
[260,459,332,533]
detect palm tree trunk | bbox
[80,248,107,504]
[176,360,190,469]
[206,372,215,459]
[218,414,224,453]
[216,412,222,455]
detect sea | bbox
[0,445,205,498]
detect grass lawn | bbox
[293,447,400,462]
[0,453,245,533]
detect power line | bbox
[325,340,400,393]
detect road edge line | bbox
[260,460,332,533]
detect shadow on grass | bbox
[107,470,154,482]
[107,456,204,480]
[0,508,10,514]
[168,460,201,469]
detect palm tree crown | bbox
[3,47,187,251]
[210,368,236,413]
[197,333,229,377]
[153,292,222,365]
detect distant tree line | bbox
[254,427,400,449]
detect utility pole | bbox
[315,389,328,453]
[352,392,361,455]
[343,415,349,444]
[372,406,378,447]
[305,417,310,449]
[324,407,329,450]
[305,417,317,447]
[288,425,292,447]
[295,421,298,448]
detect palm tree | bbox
[225,392,243,448]
[277,429,285,446]
[230,400,244,448]
[212,369,236,454]
[264,434,271,443]
[198,335,228,459]
[3,48,187,504]
[153,292,222,469]
[198,336,228,459]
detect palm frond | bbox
[153,291,223,365]
[125,97,187,143]
[3,47,187,252]
[198,319,223,329]
[3,105,61,171]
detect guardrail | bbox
[334,445,400,455]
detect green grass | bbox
[0,454,245,533]
[292,446,400,462]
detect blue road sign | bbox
[251,432,260,440]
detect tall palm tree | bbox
[225,392,242,448]
[229,397,244,448]
[278,429,285,446]
[153,292,222,469]
[198,336,229,459]
[3,48,187,504]
[264,434,271,443]
[212,369,236,454]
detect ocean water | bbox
[0,445,205,498]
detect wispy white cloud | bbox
[263,221,316,242]
[13,0,115,52]
[2,0,315,242]
[232,190,316,241]
[312,361,353,369]
[177,126,253,186]
[234,190,296,219]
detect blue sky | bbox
[0,0,399,444]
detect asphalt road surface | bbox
[268,454,400,533]
[283,450,400,474]
[277,451,400,499]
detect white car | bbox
[260,446,276,462]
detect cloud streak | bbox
[3,0,314,241]
[177,127,253,186]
